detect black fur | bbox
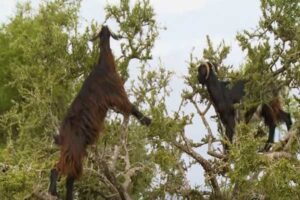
[197,62,292,150]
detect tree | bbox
[0,0,299,199]
[0,0,184,199]
[0,1,95,198]
[177,0,300,199]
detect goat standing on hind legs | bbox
[48,26,151,200]
[197,61,292,151]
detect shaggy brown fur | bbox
[48,26,151,200]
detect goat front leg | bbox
[259,104,276,151]
[223,125,234,152]
[110,96,151,126]
[223,115,236,144]
[131,105,151,126]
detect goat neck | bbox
[204,71,230,108]
[100,36,111,52]
[96,38,117,73]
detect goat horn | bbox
[204,62,210,80]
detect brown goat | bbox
[48,26,151,200]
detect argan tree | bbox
[0,0,299,200]
[176,0,300,199]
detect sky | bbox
[0,0,261,188]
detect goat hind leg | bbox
[263,125,276,151]
[224,116,236,144]
[244,107,257,124]
[279,110,292,130]
[66,175,75,200]
[48,168,59,196]
[111,96,151,126]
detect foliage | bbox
[182,0,300,199]
[0,0,299,199]
[0,0,95,198]
[105,0,159,80]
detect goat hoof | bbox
[141,116,152,126]
[259,143,272,152]
[265,143,273,151]
[48,193,59,200]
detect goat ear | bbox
[108,27,122,40]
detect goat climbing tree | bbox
[179,0,300,198]
[0,0,299,200]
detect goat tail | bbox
[55,123,87,178]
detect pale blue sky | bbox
[0,0,261,188]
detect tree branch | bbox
[262,151,292,160]
[173,140,221,196]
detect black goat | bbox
[197,62,292,150]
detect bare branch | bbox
[173,141,221,196]
[189,98,226,159]
[262,151,292,160]
[178,163,191,192]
